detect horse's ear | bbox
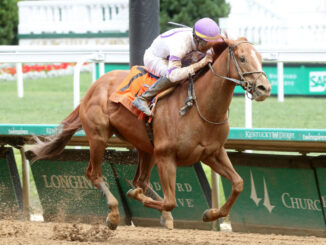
[238,37,248,42]
[224,38,236,47]
[223,31,229,39]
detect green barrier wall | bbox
[30,149,129,224]
[315,157,326,219]
[222,152,326,237]
[30,149,213,229]
[0,147,23,218]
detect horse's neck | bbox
[195,53,236,121]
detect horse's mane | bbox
[212,41,229,60]
[207,33,229,60]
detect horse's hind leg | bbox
[84,126,120,230]
[202,147,243,222]
[126,150,174,229]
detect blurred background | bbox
[1,0,324,48]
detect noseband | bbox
[208,41,266,99]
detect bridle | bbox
[208,41,267,99]
[183,41,267,125]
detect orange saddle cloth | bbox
[109,66,158,119]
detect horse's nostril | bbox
[257,85,271,93]
[257,85,266,91]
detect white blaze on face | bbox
[250,49,262,70]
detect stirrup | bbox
[133,97,152,116]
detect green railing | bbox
[1,124,326,142]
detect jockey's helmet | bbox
[193,18,220,41]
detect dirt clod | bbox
[52,223,114,242]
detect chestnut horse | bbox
[30,37,271,230]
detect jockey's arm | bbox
[167,53,212,82]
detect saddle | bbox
[109,66,174,120]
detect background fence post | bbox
[277,61,284,102]
[211,171,220,231]
[16,63,23,98]
[20,147,30,220]
[245,95,252,128]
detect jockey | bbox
[132,17,221,116]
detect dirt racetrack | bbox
[0,219,325,245]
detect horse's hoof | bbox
[126,188,134,198]
[126,188,142,199]
[160,213,174,229]
[164,219,174,230]
[106,216,118,230]
[202,209,213,222]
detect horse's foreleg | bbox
[87,136,120,230]
[156,155,177,212]
[127,155,177,226]
[127,150,174,229]
[202,147,243,222]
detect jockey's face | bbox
[195,36,209,53]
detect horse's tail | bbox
[29,105,82,162]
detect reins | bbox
[193,77,229,125]
[180,41,266,125]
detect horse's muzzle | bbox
[253,81,272,101]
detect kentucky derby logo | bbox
[250,170,275,213]
[309,71,326,92]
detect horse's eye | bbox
[240,56,246,63]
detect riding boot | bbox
[132,76,174,116]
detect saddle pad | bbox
[109,66,158,119]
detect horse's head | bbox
[209,37,271,101]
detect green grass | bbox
[0,73,92,124]
[1,74,325,212]
[1,74,325,128]
[228,96,326,129]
